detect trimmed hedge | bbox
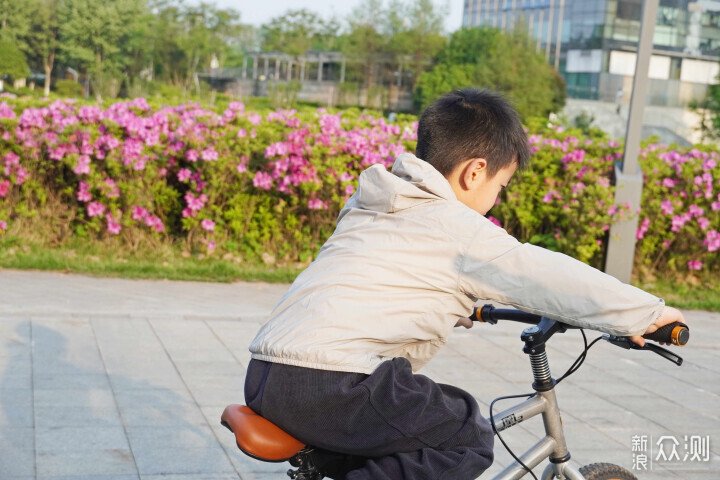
[0,97,717,276]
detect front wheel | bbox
[578,463,637,480]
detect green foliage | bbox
[0,38,30,80]
[693,79,720,141]
[339,0,447,89]
[415,26,565,119]
[261,9,339,56]
[53,79,84,97]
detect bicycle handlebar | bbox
[642,321,690,346]
[471,305,690,346]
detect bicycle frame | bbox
[490,390,584,480]
[484,314,586,480]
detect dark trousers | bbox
[244,357,494,480]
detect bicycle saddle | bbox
[221,404,305,461]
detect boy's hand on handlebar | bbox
[629,306,685,347]
[455,317,474,329]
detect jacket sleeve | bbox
[457,221,665,337]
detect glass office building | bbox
[462,0,720,106]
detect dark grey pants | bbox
[244,357,494,480]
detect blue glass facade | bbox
[462,0,720,106]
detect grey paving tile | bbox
[34,387,116,407]
[36,426,130,453]
[0,431,33,480]
[35,405,123,428]
[38,476,139,480]
[34,373,111,391]
[0,389,34,426]
[141,475,239,480]
[125,424,221,452]
[132,445,236,475]
[36,449,137,476]
[115,389,205,427]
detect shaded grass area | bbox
[0,237,301,283]
[638,279,720,312]
[1,237,718,312]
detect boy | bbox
[244,89,685,479]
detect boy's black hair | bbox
[415,88,530,178]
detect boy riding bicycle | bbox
[244,89,686,480]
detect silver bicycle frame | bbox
[489,389,585,480]
[488,319,586,480]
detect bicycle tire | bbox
[578,463,637,480]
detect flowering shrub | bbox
[0,98,717,277]
[0,98,415,261]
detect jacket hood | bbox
[340,153,457,218]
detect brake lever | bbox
[603,335,683,366]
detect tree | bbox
[0,38,30,82]
[415,26,565,119]
[385,0,447,89]
[24,0,61,97]
[0,0,32,49]
[260,9,339,56]
[57,0,149,99]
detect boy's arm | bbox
[458,223,667,338]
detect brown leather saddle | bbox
[220,404,305,462]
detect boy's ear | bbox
[463,158,488,188]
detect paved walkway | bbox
[1,270,718,479]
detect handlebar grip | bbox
[642,322,689,346]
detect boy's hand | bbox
[455,317,474,329]
[629,306,686,347]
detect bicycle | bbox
[221,305,689,480]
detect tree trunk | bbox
[44,52,54,97]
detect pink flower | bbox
[201,219,215,232]
[76,181,92,202]
[712,201,720,211]
[206,240,216,253]
[705,230,720,252]
[597,177,610,188]
[0,179,10,198]
[487,216,503,227]
[183,192,207,217]
[698,217,710,231]
[670,213,690,232]
[542,190,560,203]
[247,113,262,125]
[145,215,165,233]
[308,198,328,210]
[660,200,674,215]
[661,178,676,188]
[636,218,650,240]
[177,168,192,182]
[344,184,355,195]
[237,128,247,138]
[253,171,273,190]
[106,214,121,235]
[687,260,703,271]
[73,155,91,175]
[132,206,148,221]
[688,204,704,217]
[186,149,199,162]
[87,201,105,218]
[104,178,119,198]
[201,147,218,161]
[0,220,6,231]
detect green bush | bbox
[55,79,85,97]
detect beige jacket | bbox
[249,153,664,374]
